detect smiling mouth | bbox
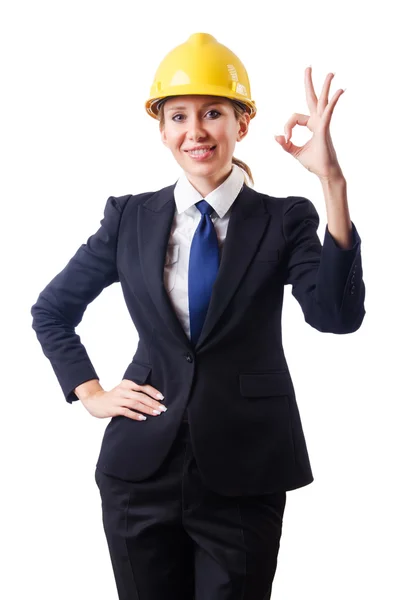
[185,146,216,159]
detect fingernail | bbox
[156,393,164,400]
[160,405,167,412]
[139,415,147,421]
[153,410,161,415]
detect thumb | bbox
[274,134,291,150]
[274,134,300,157]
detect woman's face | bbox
[160,95,249,192]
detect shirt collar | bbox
[174,164,245,218]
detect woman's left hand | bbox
[275,67,345,181]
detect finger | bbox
[283,113,310,142]
[304,66,318,115]
[125,398,167,416]
[121,379,164,401]
[322,88,345,128]
[118,406,148,421]
[123,391,167,413]
[318,72,335,115]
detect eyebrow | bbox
[165,101,225,112]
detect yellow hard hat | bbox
[145,33,257,120]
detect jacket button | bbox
[350,285,356,294]
[185,353,193,363]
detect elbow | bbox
[31,296,51,334]
[31,298,43,333]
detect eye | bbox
[206,110,221,119]
[172,109,221,123]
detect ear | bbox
[160,124,169,147]
[237,113,250,142]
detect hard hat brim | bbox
[145,88,257,120]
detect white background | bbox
[1,0,396,598]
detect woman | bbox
[31,33,365,600]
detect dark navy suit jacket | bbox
[31,183,366,495]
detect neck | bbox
[185,165,233,197]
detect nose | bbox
[186,115,207,142]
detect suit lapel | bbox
[137,183,193,349]
[195,184,270,349]
[137,183,271,352]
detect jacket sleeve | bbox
[31,195,130,403]
[282,195,366,333]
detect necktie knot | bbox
[195,199,215,217]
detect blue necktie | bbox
[188,200,220,346]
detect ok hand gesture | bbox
[275,67,345,182]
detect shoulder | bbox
[108,191,153,211]
[247,188,320,243]
[248,187,316,217]
[111,183,176,213]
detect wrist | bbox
[318,171,346,187]
[74,379,104,401]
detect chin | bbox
[191,168,220,181]
[191,162,217,171]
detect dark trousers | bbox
[95,419,287,600]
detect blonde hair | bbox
[157,98,254,185]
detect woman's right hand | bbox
[80,379,167,420]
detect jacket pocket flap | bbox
[123,361,152,385]
[239,371,290,397]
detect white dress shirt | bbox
[163,164,245,340]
